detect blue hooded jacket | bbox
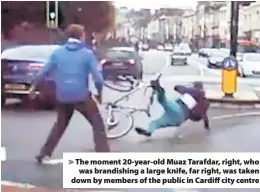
[34,38,103,103]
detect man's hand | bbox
[93,94,102,104]
[150,80,164,93]
[28,85,36,99]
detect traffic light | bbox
[46,1,58,28]
[239,1,255,6]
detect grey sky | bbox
[114,0,197,10]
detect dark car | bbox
[1,45,60,108]
[198,48,211,58]
[207,51,228,69]
[101,47,143,80]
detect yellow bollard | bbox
[221,56,238,97]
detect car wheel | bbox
[239,68,246,78]
[208,63,214,68]
[138,71,143,80]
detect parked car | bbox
[164,43,173,51]
[238,53,260,78]
[179,43,192,55]
[171,51,188,66]
[157,44,164,51]
[198,48,211,58]
[1,45,60,108]
[101,47,143,80]
[207,50,228,69]
[142,43,150,51]
[219,48,230,54]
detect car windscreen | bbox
[105,50,135,60]
[1,45,59,61]
[210,51,227,58]
[173,52,186,56]
[244,54,260,62]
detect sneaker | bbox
[135,127,152,137]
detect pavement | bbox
[2,50,260,192]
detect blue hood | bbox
[65,41,86,51]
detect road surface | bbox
[2,50,260,191]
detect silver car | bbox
[238,53,260,78]
[171,51,188,66]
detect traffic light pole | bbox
[46,1,50,28]
[224,1,239,98]
[54,1,58,28]
[230,1,239,57]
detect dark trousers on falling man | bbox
[39,94,110,156]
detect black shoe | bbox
[135,127,152,137]
[35,154,50,164]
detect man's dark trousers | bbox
[39,94,110,156]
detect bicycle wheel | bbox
[99,106,134,139]
[104,79,136,92]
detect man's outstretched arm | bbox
[31,54,56,90]
[88,51,104,95]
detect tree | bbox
[65,1,115,43]
[1,1,115,40]
[1,2,46,38]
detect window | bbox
[105,50,134,60]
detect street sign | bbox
[222,56,237,70]
[221,56,238,96]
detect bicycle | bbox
[103,73,162,139]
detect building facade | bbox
[182,10,196,42]
[190,1,260,48]
[243,1,260,43]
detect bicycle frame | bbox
[105,80,151,115]
[105,59,169,116]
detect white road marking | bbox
[212,111,260,120]
[188,57,220,76]
[42,159,64,164]
[1,180,121,192]
[1,147,6,161]
[254,87,260,92]
[199,65,204,76]
[187,57,204,76]
[1,180,35,188]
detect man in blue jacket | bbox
[29,24,110,163]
